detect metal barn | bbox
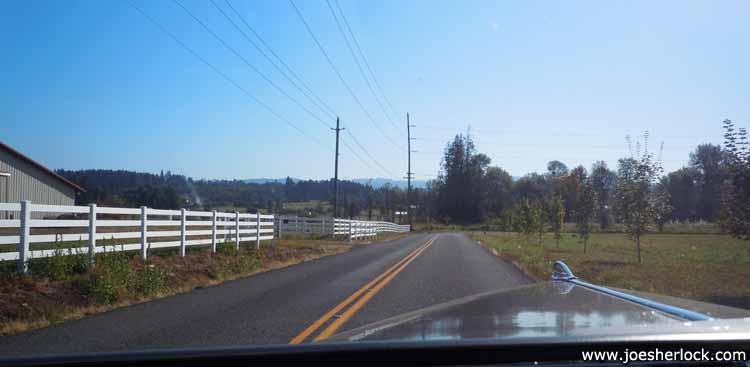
[0,141,84,218]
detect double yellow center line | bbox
[289,235,438,344]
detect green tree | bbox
[483,166,513,218]
[575,182,597,253]
[436,134,490,223]
[612,144,671,263]
[514,198,544,244]
[533,201,546,245]
[589,161,617,229]
[549,195,565,248]
[720,120,750,239]
[547,160,569,178]
[659,167,699,221]
[689,144,727,221]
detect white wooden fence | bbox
[275,216,409,240]
[0,201,410,273]
[0,201,274,273]
[276,216,333,238]
[333,218,411,240]
[276,216,411,241]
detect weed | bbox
[28,244,90,281]
[77,247,132,304]
[129,264,169,297]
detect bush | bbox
[216,241,240,256]
[77,248,132,304]
[29,245,90,281]
[210,246,260,279]
[129,264,169,297]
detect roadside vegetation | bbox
[455,120,750,309]
[0,239,350,336]
[471,231,750,309]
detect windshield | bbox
[1,0,749,359]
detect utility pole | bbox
[332,117,344,218]
[406,113,415,226]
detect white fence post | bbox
[140,206,148,261]
[18,200,31,273]
[211,210,217,253]
[302,217,307,239]
[88,203,97,264]
[235,212,240,250]
[348,220,353,243]
[180,208,186,257]
[278,216,283,240]
[256,212,261,250]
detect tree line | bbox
[425,120,749,261]
[57,120,749,247]
[56,169,415,220]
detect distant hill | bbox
[351,178,428,189]
[242,178,299,184]
[243,177,429,189]
[59,170,419,215]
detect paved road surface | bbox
[0,232,531,356]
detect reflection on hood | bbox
[330,282,750,342]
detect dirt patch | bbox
[0,241,349,336]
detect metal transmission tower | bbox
[332,118,345,218]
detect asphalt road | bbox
[0,232,531,356]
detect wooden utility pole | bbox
[406,113,414,226]
[332,117,344,218]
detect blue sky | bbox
[1,0,748,180]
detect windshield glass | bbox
[1,0,749,358]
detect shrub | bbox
[29,244,90,281]
[210,247,260,280]
[77,248,132,304]
[129,264,169,297]
[216,241,240,256]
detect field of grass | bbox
[470,231,750,309]
[414,221,723,234]
[282,200,330,211]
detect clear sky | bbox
[1,0,748,180]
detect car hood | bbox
[328,281,750,342]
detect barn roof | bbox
[0,141,86,193]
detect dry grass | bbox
[0,239,350,336]
[471,231,750,309]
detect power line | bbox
[218,0,394,178]
[220,0,337,122]
[332,0,397,117]
[137,0,407,179]
[288,0,403,151]
[341,139,377,172]
[128,1,329,152]
[173,0,332,129]
[345,129,397,177]
[325,0,399,132]
[417,124,722,140]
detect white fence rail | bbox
[0,201,274,273]
[334,218,411,240]
[275,216,333,238]
[275,216,410,240]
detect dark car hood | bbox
[328,281,750,342]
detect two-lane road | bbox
[0,233,531,356]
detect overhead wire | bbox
[288,0,404,151]
[218,0,336,122]
[128,1,330,152]
[332,0,398,117]
[325,0,399,131]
